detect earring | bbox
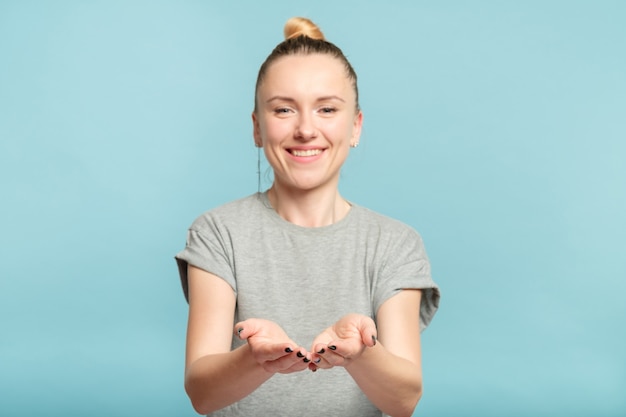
[256,147,261,192]
[351,142,359,148]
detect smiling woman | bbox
[253,53,362,207]
[175,17,440,417]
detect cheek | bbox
[262,120,292,143]
[328,119,356,142]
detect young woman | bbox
[175,17,440,417]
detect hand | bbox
[308,314,377,371]
[235,318,311,374]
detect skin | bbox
[252,53,362,227]
[184,53,424,417]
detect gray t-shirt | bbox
[175,192,440,417]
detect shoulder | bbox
[188,193,264,232]
[351,203,423,241]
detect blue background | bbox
[1,1,624,416]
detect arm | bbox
[347,289,423,417]
[184,266,309,414]
[311,290,423,417]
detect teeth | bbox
[291,149,322,157]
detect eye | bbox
[272,107,295,117]
[319,106,337,114]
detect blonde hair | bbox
[254,17,359,111]
[283,17,325,40]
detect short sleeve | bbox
[175,220,237,302]
[372,228,440,332]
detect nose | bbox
[295,112,317,141]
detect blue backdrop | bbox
[1,1,624,416]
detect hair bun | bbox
[284,17,325,41]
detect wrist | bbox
[344,342,379,372]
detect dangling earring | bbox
[257,146,261,193]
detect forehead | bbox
[259,53,353,98]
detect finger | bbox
[309,346,328,369]
[308,350,333,371]
[252,342,302,364]
[265,350,311,374]
[311,342,328,356]
[234,320,256,340]
[315,344,346,368]
[235,320,292,345]
[308,338,334,368]
[280,358,310,374]
[357,317,378,347]
[310,354,332,370]
[360,329,377,348]
[325,340,359,358]
[295,348,311,363]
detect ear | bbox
[350,111,363,147]
[252,112,262,147]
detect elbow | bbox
[408,387,423,416]
[192,403,213,416]
[393,382,423,417]
[186,384,209,415]
[190,401,209,416]
[186,388,219,416]
[405,383,423,417]
[393,398,421,417]
[185,376,217,415]
[189,398,209,416]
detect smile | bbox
[290,149,323,157]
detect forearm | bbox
[345,342,422,417]
[185,343,274,414]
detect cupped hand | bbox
[235,318,311,374]
[308,313,377,371]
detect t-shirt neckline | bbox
[256,191,356,233]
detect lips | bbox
[289,149,323,157]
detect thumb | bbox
[358,317,378,348]
[234,318,260,340]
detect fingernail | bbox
[314,357,321,364]
[285,347,293,353]
[372,335,377,346]
[328,345,337,351]
[296,351,304,358]
[237,328,244,336]
[303,358,310,363]
[317,348,325,354]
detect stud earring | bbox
[351,142,359,148]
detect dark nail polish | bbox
[303,358,310,363]
[314,357,321,364]
[372,335,377,346]
[237,328,244,335]
[285,347,293,353]
[328,345,337,351]
[317,348,325,354]
[296,351,304,358]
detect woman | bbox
[175,17,440,417]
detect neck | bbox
[267,184,351,228]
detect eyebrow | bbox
[265,95,346,104]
